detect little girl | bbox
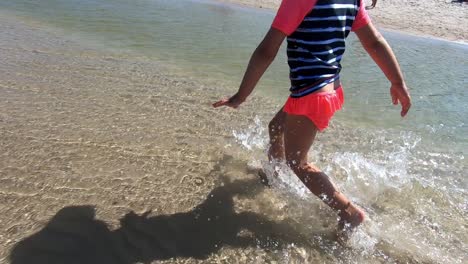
[213,0,411,232]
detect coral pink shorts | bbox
[283,86,344,131]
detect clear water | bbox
[2,0,466,154]
[0,0,467,263]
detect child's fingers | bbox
[391,91,398,105]
[401,105,410,117]
[391,86,411,117]
[212,99,229,108]
[400,99,411,117]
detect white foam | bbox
[261,160,312,200]
[347,228,378,255]
[232,116,267,151]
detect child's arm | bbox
[213,28,286,108]
[355,22,412,117]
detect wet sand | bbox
[217,0,468,43]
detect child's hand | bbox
[212,93,245,109]
[390,83,411,117]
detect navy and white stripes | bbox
[287,0,359,97]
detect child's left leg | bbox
[267,108,287,161]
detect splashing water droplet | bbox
[232,116,267,150]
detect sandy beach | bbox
[218,0,468,43]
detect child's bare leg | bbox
[283,114,365,229]
[268,109,286,161]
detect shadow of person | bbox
[10,177,311,264]
[9,205,130,264]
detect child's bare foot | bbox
[246,164,270,186]
[336,203,366,243]
[257,169,270,186]
[338,203,366,229]
[255,162,284,187]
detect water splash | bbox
[234,117,466,263]
[261,160,312,200]
[347,228,378,255]
[232,116,267,151]
[326,131,421,203]
[329,151,409,203]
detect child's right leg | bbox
[283,113,365,230]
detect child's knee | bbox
[268,119,284,135]
[286,159,304,174]
[268,119,278,131]
[286,160,320,176]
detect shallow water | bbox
[2,0,467,154]
[0,0,467,263]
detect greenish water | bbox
[0,0,467,263]
[1,0,466,155]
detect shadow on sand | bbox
[10,169,312,264]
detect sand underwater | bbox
[0,1,467,263]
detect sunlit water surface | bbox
[0,0,466,263]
